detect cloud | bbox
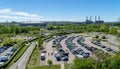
[0,8,43,21]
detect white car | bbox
[0,62,4,65]
[75,55,84,59]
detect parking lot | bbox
[0,46,16,65]
[39,33,120,66]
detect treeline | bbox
[0,24,40,34]
[46,24,120,37]
[73,52,120,69]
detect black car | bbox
[41,56,45,60]
[106,48,113,51]
[101,46,106,48]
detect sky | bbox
[0,0,120,22]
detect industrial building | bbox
[85,16,104,24]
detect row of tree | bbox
[46,23,120,37]
[0,24,40,34]
[73,52,120,69]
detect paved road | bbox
[84,37,113,55]
[41,36,75,66]
[73,37,88,52]
[60,36,75,63]
[0,47,12,58]
[73,37,97,58]
[61,62,64,69]
[45,39,61,65]
[107,35,119,46]
[10,42,36,69]
[101,41,119,52]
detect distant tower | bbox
[90,16,92,21]
[117,17,120,23]
[95,16,97,22]
[86,16,88,20]
[98,16,100,21]
[29,20,31,23]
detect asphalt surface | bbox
[10,42,36,69]
[83,37,113,55]
[60,36,75,63]
[107,35,119,46]
[0,47,12,58]
[40,36,75,66]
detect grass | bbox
[26,45,40,69]
[14,45,29,62]
[5,44,29,69]
[65,64,73,69]
[34,65,61,69]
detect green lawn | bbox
[65,64,73,69]
[26,45,40,69]
[5,44,29,69]
[34,65,61,69]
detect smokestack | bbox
[95,16,97,22]
[86,16,88,20]
[98,16,100,21]
[90,16,92,21]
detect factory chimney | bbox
[95,16,97,22]
[98,16,100,21]
[90,16,92,21]
[86,16,88,20]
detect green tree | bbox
[38,38,43,48]
[102,36,106,39]
[74,58,94,69]
[47,59,53,69]
[108,52,120,69]
[95,35,99,39]
[109,28,117,35]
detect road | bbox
[9,42,36,69]
[60,36,75,63]
[107,34,119,46]
[45,39,61,65]
[83,37,113,55]
[0,47,12,58]
[73,37,88,52]
[101,41,119,52]
[40,36,75,66]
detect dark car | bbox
[101,46,106,48]
[41,56,45,60]
[55,54,61,61]
[106,48,113,51]
[62,56,69,61]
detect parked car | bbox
[75,55,84,59]
[0,56,8,62]
[106,48,113,52]
[82,52,91,58]
[55,54,61,61]
[41,53,45,60]
[62,56,69,61]
[101,45,106,48]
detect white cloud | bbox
[0,8,43,22]
[0,9,11,13]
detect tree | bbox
[74,58,94,69]
[95,35,99,39]
[38,38,43,48]
[109,28,117,35]
[47,59,53,69]
[102,36,106,39]
[2,37,13,46]
[108,52,120,69]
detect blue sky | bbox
[0,0,120,22]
